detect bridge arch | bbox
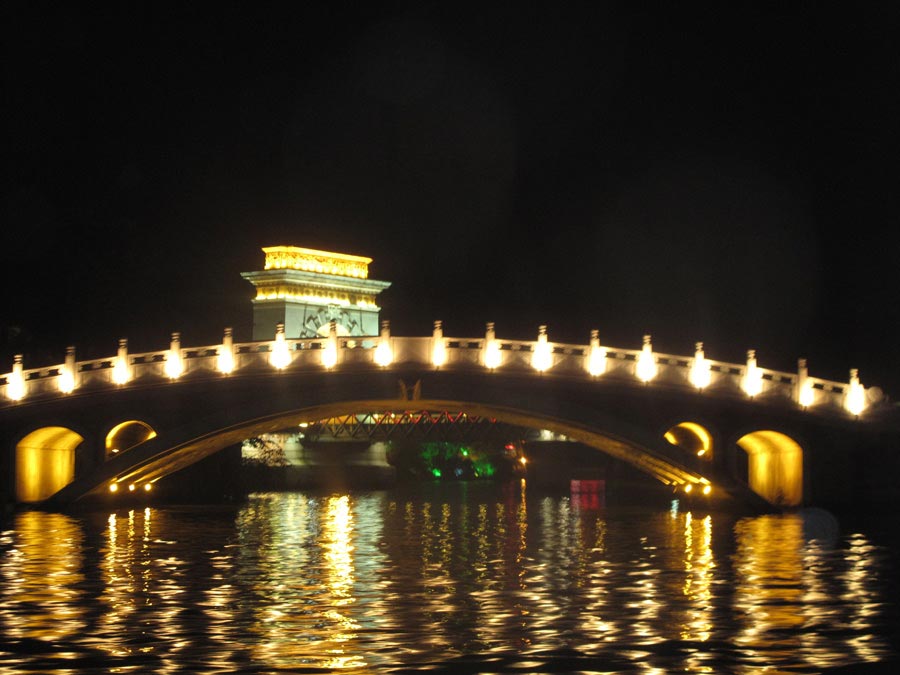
[15,426,84,503]
[735,430,804,507]
[68,398,712,502]
[105,420,158,458]
[664,421,715,463]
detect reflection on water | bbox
[0,484,895,673]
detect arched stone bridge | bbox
[2,322,896,510]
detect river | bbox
[1,482,898,673]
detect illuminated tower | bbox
[241,246,391,340]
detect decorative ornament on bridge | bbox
[58,346,76,394]
[846,368,866,416]
[483,322,501,370]
[217,328,235,374]
[432,320,447,368]
[742,349,763,397]
[797,358,814,407]
[270,322,292,370]
[636,334,658,382]
[6,354,26,401]
[164,332,184,379]
[113,338,130,384]
[322,320,339,369]
[532,325,552,372]
[690,341,711,390]
[587,329,607,377]
[374,320,393,367]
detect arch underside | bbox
[76,399,710,501]
[737,430,803,507]
[16,427,84,503]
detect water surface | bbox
[1,482,897,673]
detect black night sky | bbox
[4,4,900,396]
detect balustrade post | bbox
[690,341,710,389]
[374,319,393,366]
[743,349,762,397]
[6,354,26,401]
[113,338,130,384]
[218,327,235,374]
[270,322,291,369]
[59,345,76,394]
[532,324,552,372]
[796,358,813,407]
[845,368,866,416]
[636,334,657,382]
[483,322,501,369]
[322,320,339,368]
[431,320,447,368]
[587,329,606,376]
[165,331,184,379]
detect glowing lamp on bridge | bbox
[742,350,763,397]
[6,354,26,401]
[531,325,553,372]
[58,346,77,394]
[322,320,339,369]
[689,342,711,390]
[217,328,235,374]
[431,320,447,368]
[845,368,866,416]
[112,338,130,384]
[374,320,393,367]
[270,323,291,370]
[587,329,607,377]
[636,335,658,382]
[164,332,184,379]
[483,322,501,370]
[797,358,814,408]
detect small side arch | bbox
[16,427,84,503]
[736,430,803,507]
[664,421,714,462]
[105,420,158,458]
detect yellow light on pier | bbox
[702,484,712,496]
[431,320,447,368]
[109,482,119,493]
[636,334,658,382]
[270,322,291,370]
[322,320,339,369]
[144,483,152,492]
[587,329,607,377]
[128,483,136,492]
[845,368,866,416]
[164,332,184,379]
[56,346,77,394]
[6,354,26,401]
[374,320,393,367]
[218,328,235,374]
[684,483,693,494]
[742,349,763,397]
[531,325,552,372]
[112,338,130,384]
[689,342,711,390]
[483,322,501,370]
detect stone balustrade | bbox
[0,322,880,417]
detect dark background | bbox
[4,3,899,396]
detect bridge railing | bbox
[0,325,880,418]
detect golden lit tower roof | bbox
[263,246,371,278]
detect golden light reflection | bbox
[0,511,85,643]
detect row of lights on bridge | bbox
[3,320,867,415]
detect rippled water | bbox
[1,482,897,673]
